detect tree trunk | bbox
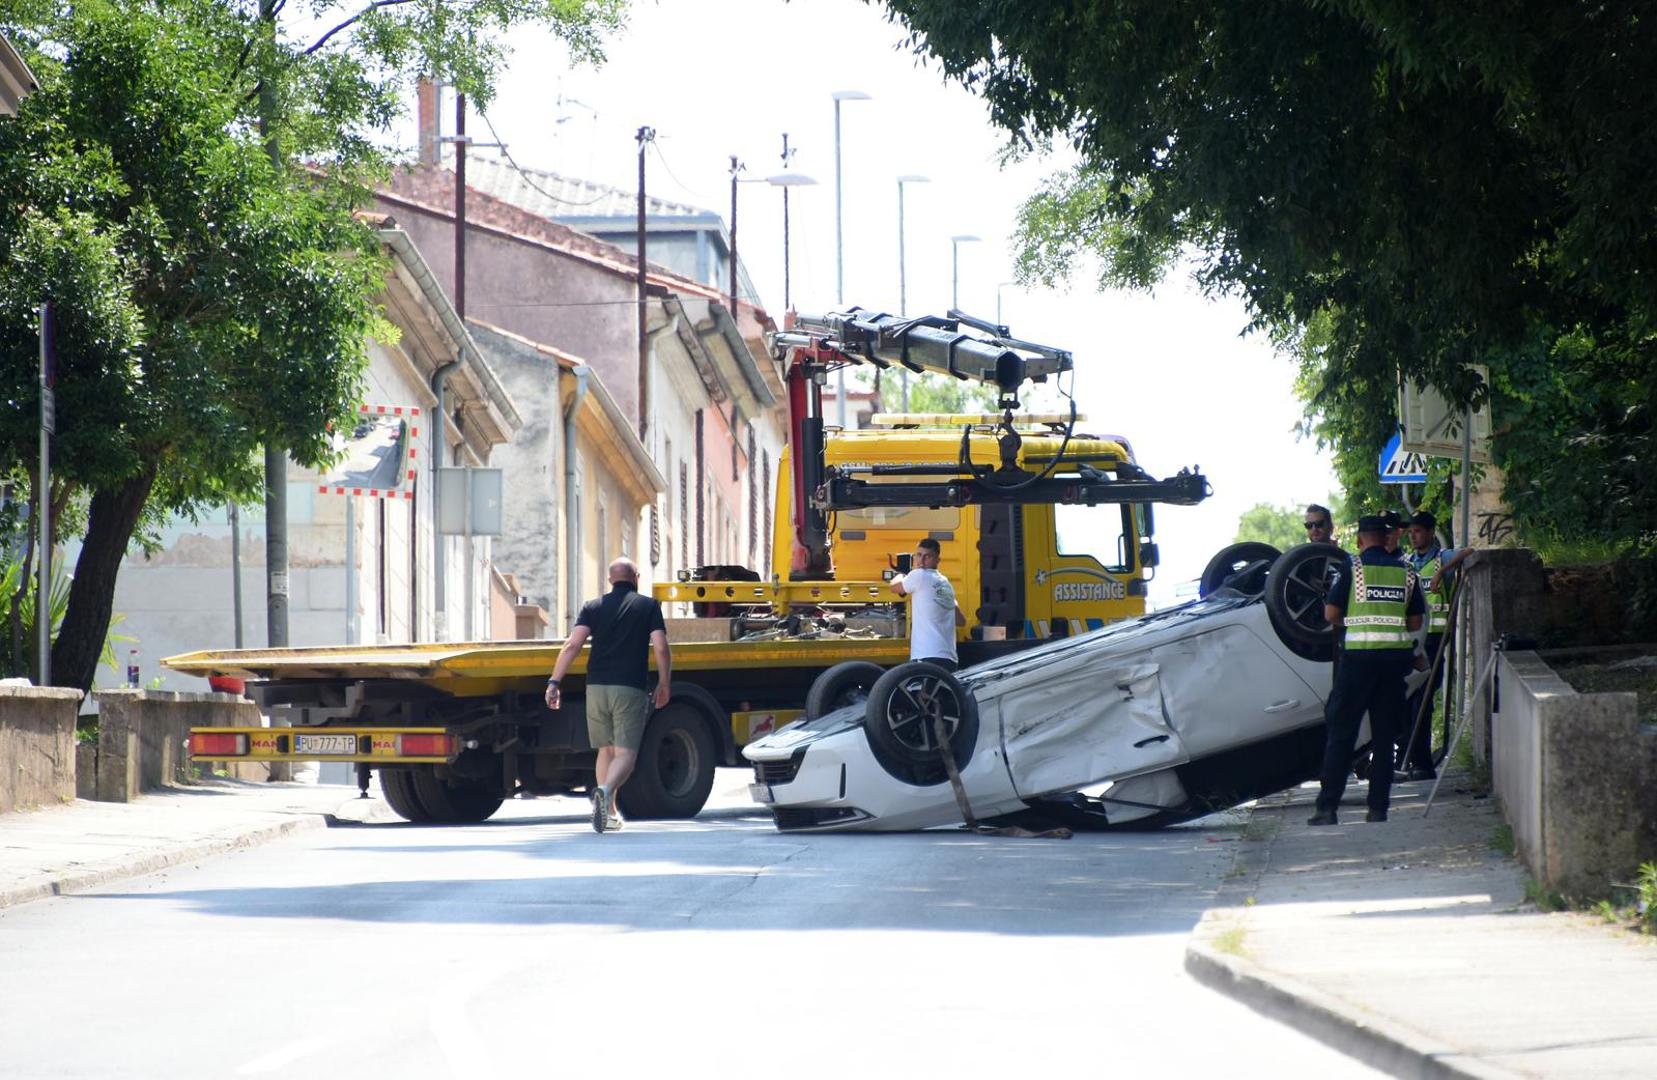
[52,466,157,691]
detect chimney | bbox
[416,78,439,167]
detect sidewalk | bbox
[1188,771,1657,1078]
[0,774,387,911]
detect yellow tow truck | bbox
[171,309,1209,822]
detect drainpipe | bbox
[429,356,461,640]
[564,366,591,630]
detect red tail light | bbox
[189,733,249,757]
[396,733,456,757]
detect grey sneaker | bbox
[606,814,625,832]
[591,787,609,834]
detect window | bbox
[1053,503,1134,573]
[679,461,689,568]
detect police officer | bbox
[1397,511,1459,780]
[1309,515,1426,826]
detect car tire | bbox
[1199,542,1282,597]
[411,769,504,823]
[864,662,979,778]
[379,768,433,823]
[1265,542,1344,662]
[616,704,717,820]
[805,661,887,720]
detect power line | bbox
[476,110,618,209]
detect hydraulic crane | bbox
[774,308,1211,578]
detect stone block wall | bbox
[1493,650,1657,897]
[88,690,266,802]
[0,685,84,813]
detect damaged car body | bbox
[744,543,1426,832]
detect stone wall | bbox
[1493,650,1657,897]
[0,685,84,813]
[87,690,267,802]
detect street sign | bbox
[1379,432,1428,485]
[40,387,54,435]
[1398,368,1491,462]
[438,467,503,536]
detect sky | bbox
[365,0,1339,604]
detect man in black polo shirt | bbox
[545,557,672,834]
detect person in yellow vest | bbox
[1396,511,1463,780]
[1309,515,1426,826]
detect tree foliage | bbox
[0,0,624,688]
[1233,502,1309,554]
[875,0,1656,553]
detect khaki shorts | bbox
[586,684,649,752]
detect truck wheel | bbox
[1200,542,1282,597]
[411,769,505,823]
[379,769,433,823]
[805,661,886,719]
[617,704,717,820]
[1265,543,1342,662]
[864,661,979,772]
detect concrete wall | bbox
[1493,650,1657,897]
[88,691,266,802]
[0,686,83,813]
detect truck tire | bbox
[379,768,433,823]
[616,704,717,820]
[864,661,979,774]
[805,661,887,720]
[1199,542,1281,598]
[1265,543,1342,662]
[411,769,505,823]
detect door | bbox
[997,658,1187,798]
[1149,622,1326,758]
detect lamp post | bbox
[832,90,871,426]
[951,234,980,311]
[996,280,1017,329]
[896,174,929,411]
[765,134,816,314]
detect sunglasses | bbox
[1303,521,1331,530]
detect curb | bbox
[0,794,399,912]
[1185,925,1522,1080]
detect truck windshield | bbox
[836,505,961,531]
[1054,503,1134,573]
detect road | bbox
[0,772,1378,1079]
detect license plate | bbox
[748,782,774,805]
[295,733,358,755]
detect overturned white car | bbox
[744,543,1424,832]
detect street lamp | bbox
[896,174,929,411]
[951,234,980,311]
[832,90,871,426]
[996,280,1018,329]
[767,133,817,313]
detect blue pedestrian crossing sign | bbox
[1379,432,1428,484]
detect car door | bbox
[1149,621,1327,758]
[996,657,1189,799]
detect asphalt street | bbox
[0,772,1380,1079]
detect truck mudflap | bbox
[187,727,459,764]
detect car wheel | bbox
[379,768,433,823]
[805,661,886,719]
[616,704,717,819]
[1265,543,1343,662]
[864,661,979,774]
[411,769,505,823]
[1199,542,1282,597]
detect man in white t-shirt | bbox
[890,538,966,670]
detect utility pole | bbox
[636,126,655,442]
[455,92,467,319]
[258,0,288,648]
[831,90,871,428]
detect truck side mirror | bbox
[1139,542,1161,568]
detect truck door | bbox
[994,657,1188,798]
[1022,502,1142,638]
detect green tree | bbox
[875,0,1656,551]
[1233,502,1307,554]
[0,0,623,689]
